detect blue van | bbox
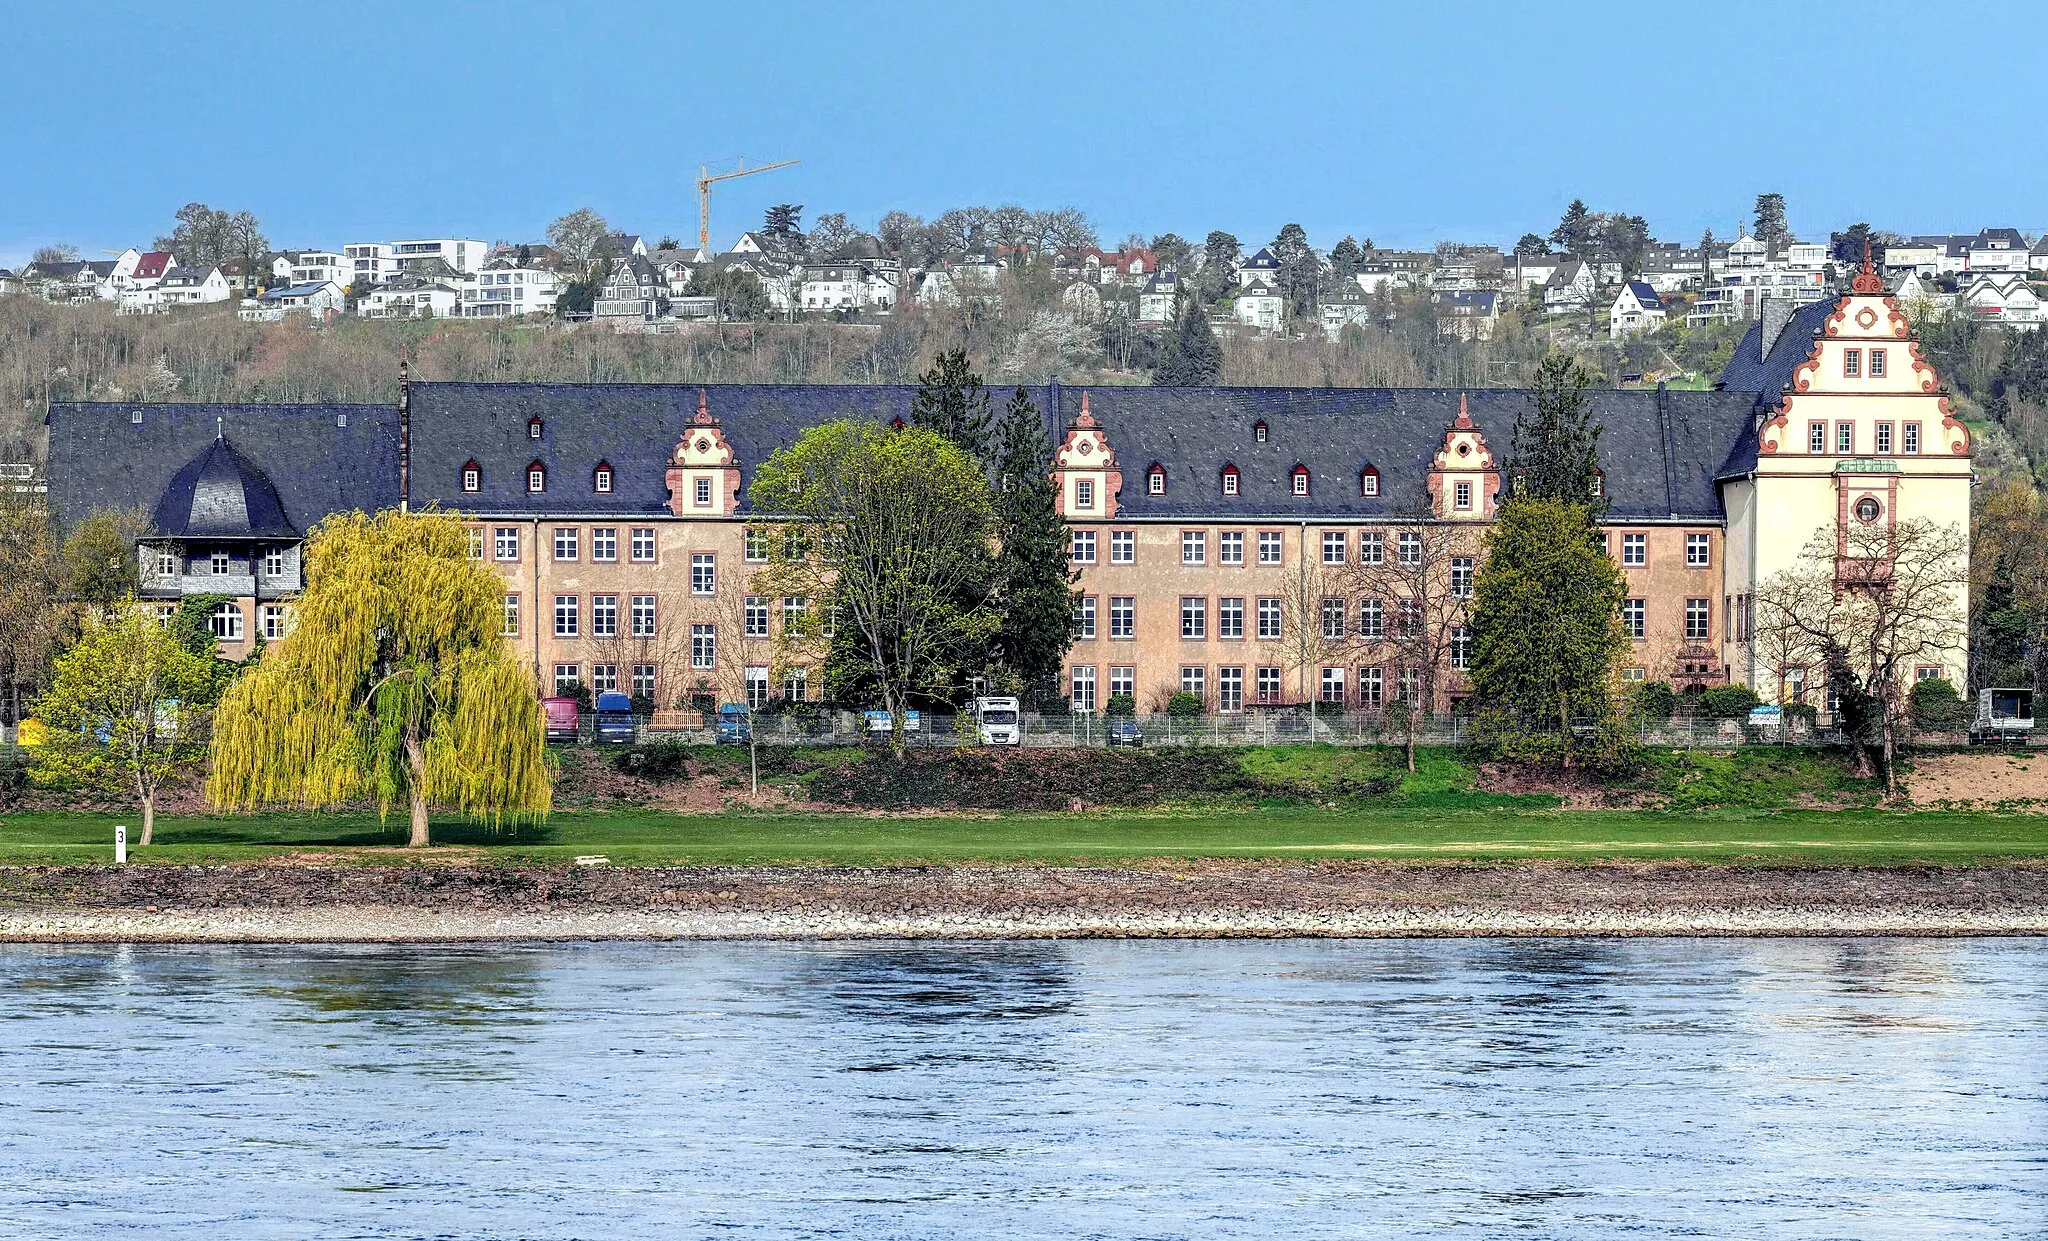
[594,692,636,744]
[717,703,753,744]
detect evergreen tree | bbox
[1152,293,1223,386]
[991,387,1075,703]
[1513,233,1549,257]
[1270,222,1320,316]
[910,348,993,460]
[1329,236,1364,279]
[1506,353,1607,519]
[1753,193,1789,248]
[1550,199,1594,257]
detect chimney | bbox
[1758,296,1793,361]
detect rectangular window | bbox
[1110,530,1135,564]
[1222,471,1238,497]
[1450,625,1472,671]
[1219,530,1244,565]
[694,477,712,506]
[1358,598,1384,640]
[1070,529,1097,565]
[591,528,617,562]
[1076,478,1095,509]
[1903,423,1920,454]
[502,594,520,637]
[1256,666,1283,704]
[1809,422,1827,453]
[1218,596,1244,639]
[782,597,807,632]
[210,551,231,576]
[155,547,179,576]
[590,664,618,693]
[690,624,716,669]
[263,548,285,577]
[590,594,618,637]
[1322,530,1347,565]
[553,527,578,562]
[1397,597,1421,637]
[1685,598,1711,641]
[1623,598,1646,640]
[1397,531,1421,566]
[1257,597,1283,640]
[744,596,769,638]
[260,604,289,640]
[744,529,767,562]
[1315,665,1347,705]
[1359,530,1384,566]
[631,528,656,562]
[1837,422,1854,453]
[1870,348,1887,377]
[783,667,808,703]
[1454,480,1473,510]
[553,664,580,695]
[1071,665,1097,712]
[1783,666,1807,705]
[1110,595,1135,639]
[1451,557,1474,598]
[1180,597,1207,640]
[1218,666,1244,712]
[1320,597,1346,640]
[1399,667,1422,708]
[1686,534,1711,568]
[632,664,656,699]
[1876,423,1893,454]
[744,665,770,709]
[631,594,657,638]
[554,594,579,637]
[1182,530,1206,565]
[1109,666,1134,700]
[1360,666,1383,709]
[1622,533,1646,566]
[1258,531,1284,565]
[1180,666,1206,703]
[1843,348,1861,377]
[1073,595,1097,640]
[691,552,715,595]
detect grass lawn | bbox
[2,803,2045,867]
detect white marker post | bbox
[114,824,127,864]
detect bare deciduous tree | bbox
[1336,520,1480,771]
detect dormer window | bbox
[1291,465,1311,496]
[1253,420,1268,443]
[1147,464,1166,495]
[528,417,544,440]
[1590,470,1604,497]
[889,416,906,430]
[594,462,613,493]
[1221,464,1240,496]
[527,461,546,493]
[461,460,480,493]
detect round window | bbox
[1855,497,1882,523]
[1456,443,1471,457]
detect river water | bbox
[0,938,2042,1239]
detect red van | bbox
[542,697,580,743]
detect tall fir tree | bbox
[1152,292,1223,386]
[1506,353,1607,519]
[1753,192,1789,248]
[910,348,992,461]
[991,387,1075,703]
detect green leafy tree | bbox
[0,487,64,725]
[1153,292,1223,385]
[1753,193,1789,248]
[910,348,992,460]
[1513,233,1550,258]
[546,208,610,265]
[31,604,217,846]
[1468,497,1630,770]
[1506,353,1607,518]
[683,265,770,320]
[62,510,147,609]
[750,421,998,758]
[1909,677,1969,730]
[208,509,553,847]
[991,388,1075,704]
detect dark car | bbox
[1106,718,1144,747]
[593,692,636,744]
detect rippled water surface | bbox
[1,938,2043,1239]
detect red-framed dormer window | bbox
[1360,465,1379,496]
[593,461,613,493]
[1253,420,1268,443]
[1147,463,1167,495]
[1221,463,1240,496]
[1291,464,1311,496]
[527,460,546,493]
[461,460,481,493]
[528,417,544,440]
[889,416,906,430]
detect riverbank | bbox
[3,861,2043,940]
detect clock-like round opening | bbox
[1855,497,1881,523]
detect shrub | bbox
[1166,692,1203,719]
[612,739,691,781]
[1698,685,1760,719]
[1104,692,1135,719]
[556,679,592,710]
[1909,677,1970,730]
[1632,681,1677,719]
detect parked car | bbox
[1106,718,1144,747]
[717,703,753,745]
[542,697,580,743]
[593,692,636,744]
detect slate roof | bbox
[45,402,398,533]
[149,437,298,539]
[1716,298,1839,400]
[1974,227,2026,250]
[1621,280,1664,311]
[160,265,216,288]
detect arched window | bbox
[527,460,546,493]
[1291,464,1311,496]
[461,460,481,493]
[528,417,544,440]
[1147,463,1167,495]
[1253,420,1268,443]
[593,461,613,493]
[209,601,243,641]
[1359,465,1379,497]
[1220,464,1240,496]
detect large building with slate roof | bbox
[44,271,1971,711]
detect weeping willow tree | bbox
[209,509,550,846]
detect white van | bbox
[973,696,1022,746]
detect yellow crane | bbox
[697,157,799,255]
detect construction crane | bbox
[697,157,799,256]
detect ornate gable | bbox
[1426,394,1499,520]
[1051,391,1120,518]
[665,390,741,516]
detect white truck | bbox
[972,696,1022,746]
[1972,688,2035,745]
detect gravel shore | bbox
[2,861,2044,940]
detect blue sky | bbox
[3,0,2038,267]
